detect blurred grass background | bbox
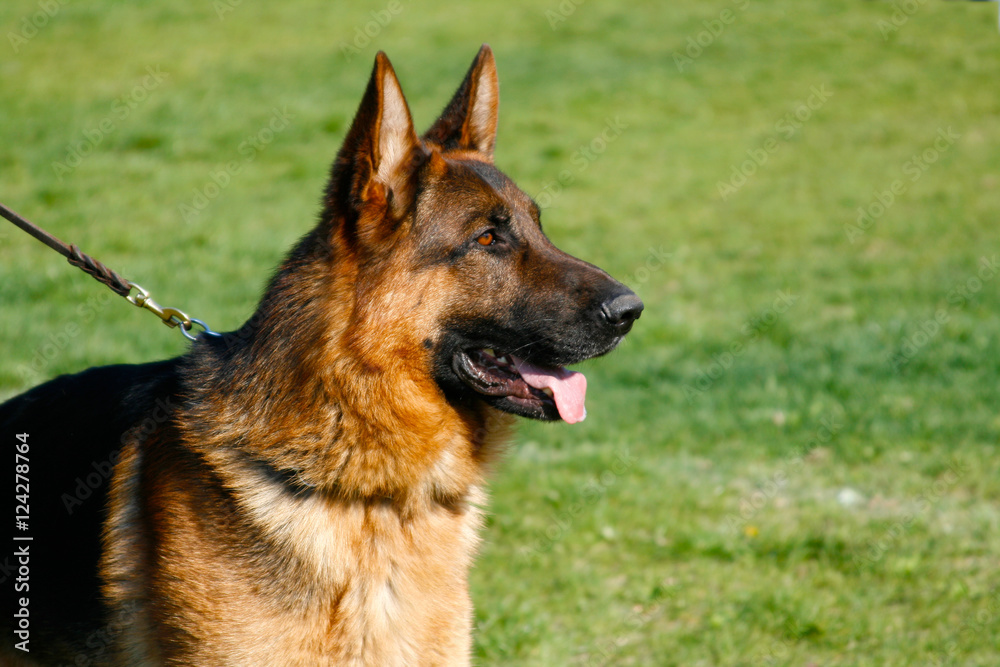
[2,1,1000,664]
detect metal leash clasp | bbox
[126,282,220,341]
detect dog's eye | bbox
[476,231,496,246]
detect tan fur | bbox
[99,47,513,666]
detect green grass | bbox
[3,1,1000,664]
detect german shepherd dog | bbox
[2,46,642,666]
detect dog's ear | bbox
[423,44,499,158]
[327,51,421,221]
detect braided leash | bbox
[1,201,219,341]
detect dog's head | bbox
[319,46,642,424]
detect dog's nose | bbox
[601,292,644,335]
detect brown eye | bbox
[476,231,495,246]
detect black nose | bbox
[601,292,644,335]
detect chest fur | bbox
[104,442,486,666]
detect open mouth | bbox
[452,348,588,423]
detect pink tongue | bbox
[511,356,588,424]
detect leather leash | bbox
[1,201,218,341]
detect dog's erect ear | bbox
[327,51,420,219]
[423,44,499,158]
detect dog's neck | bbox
[179,229,512,503]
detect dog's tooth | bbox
[483,348,495,357]
[541,387,554,398]
[496,355,509,364]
